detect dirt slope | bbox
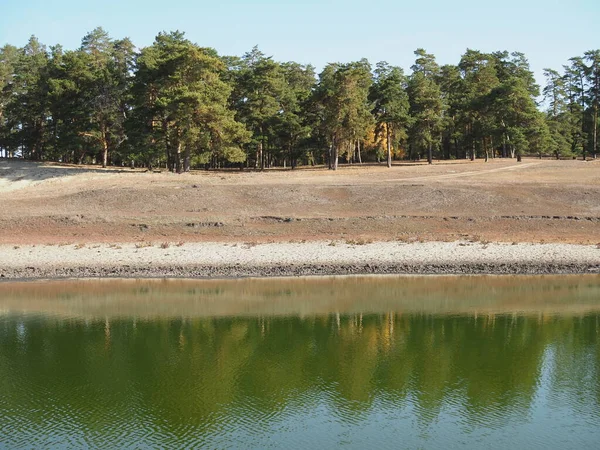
[1,158,599,245]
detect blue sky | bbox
[1,0,599,87]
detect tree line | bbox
[0,28,598,171]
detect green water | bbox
[0,275,599,449]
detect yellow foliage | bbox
[365,123,406,159]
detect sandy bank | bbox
[1,241,599,280]
[2,159,600,245]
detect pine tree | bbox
[76,28,135,167]
[230,46,284,169]
[584,50,600,158]
[488,77,546,158]
[5,36,51,160]
[273,62,315,168]
[458,50,500,161]
[130,31,249,172]
[543,69,573,158]
[563,60,587,158]
[0,44,19,157]
[408,49,444,164]
[371,62,411,167]
[314,60,373,170]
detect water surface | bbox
[0,275,599,449]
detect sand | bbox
[1,158,600,246]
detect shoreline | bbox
[1,241,599,280]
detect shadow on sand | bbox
[0,158,135,185]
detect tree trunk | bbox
[357,139,362,164]
[257,140,263,170]
[593,105,598,159]
[333,139,338,171]
[175,140,182,173]
[102,138,108,168]
[483,138,488,162]
[183,145,190,172]
[387,125,392,168]
[163,119,173,171]
[580,72,586,160]
[454,138,459,159]
[427,142,432,165]
[506,132,514,158]
[260,128,265,170]
[101,125,109,168]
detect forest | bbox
[0,28,598,171]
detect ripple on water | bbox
[0,308,599,449]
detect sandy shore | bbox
[2,159,599,280]
[1,241,598,280]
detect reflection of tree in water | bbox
[545,315,600,416]
[0,313,598,446]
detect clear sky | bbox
[1,0,599,87]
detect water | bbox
[0,275,599,449]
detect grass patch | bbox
[345,238,372,246]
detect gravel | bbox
[1,241,598,280]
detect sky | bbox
[1,0,599,88]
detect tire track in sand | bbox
[374,162,541,183]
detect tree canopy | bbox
[1,29,598,170]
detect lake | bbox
[0,275,599,449]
